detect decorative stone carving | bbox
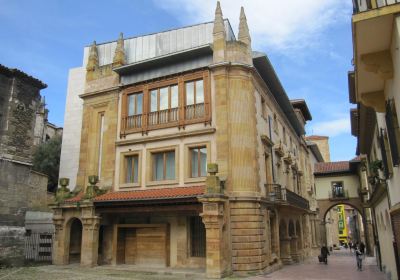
[205,163,222,194]
[84,175,105,200]
[55,177,71,203]
[113,33,125,67]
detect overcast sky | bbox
[0,0,356,161]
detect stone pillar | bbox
[199,163,229,278]
[279,237,292,264]
[52,207,67,265]
[80,204,101,267]
[290,236,299,262]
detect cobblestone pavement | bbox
[0,250,385,280]
[247,249,386,280]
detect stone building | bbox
[0,64,51,266]
[350,1,400,279]
[54,3,320,278]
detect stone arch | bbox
[66,217,83,264]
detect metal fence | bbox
[25,232,54,262]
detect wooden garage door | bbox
[135,227,167,266]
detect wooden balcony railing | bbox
[148,108,179,126]
[265,183,309,210]
[121,102,208,135]
[353,0,400,13]
[185,103,205,121]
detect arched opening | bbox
[323,203,366,252]
[69,218,83,264]
[288,220,298,262]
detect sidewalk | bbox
[247,249,385,280]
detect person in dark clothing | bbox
[349,241,353,252]
[321,244,330,264]
[359,242,365,254]
[355,245,363,271]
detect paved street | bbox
[247,249,385,280]
[0,249,385,280]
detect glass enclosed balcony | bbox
[353,0,400,13]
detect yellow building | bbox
[350,1,400,279]
[53,3,319,278]
[337,205,348,245]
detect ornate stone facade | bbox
[55,2,319,278]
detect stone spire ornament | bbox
[113,32,126,67]
[213,1,226,63]
[238,7,251,46]
[213,1,225,36]
[86,41,98,71]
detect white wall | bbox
[58,67,85,190]
[315,174,360,200]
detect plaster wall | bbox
[315,174,360,200]
[374,196,397,280]
[59,67,85,190]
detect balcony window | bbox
[152,151,175,181]
[332,181,345,198]
[149,85,179,125]
[121,70,210,135]
[190,147,207,178]
[185,79,204,120]
[125,155,139,183]
[126,92,143,129]
[385,100,400,166]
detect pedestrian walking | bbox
[320,244,330,264]
[349,241,353,252]
[359,242,365,254]
[355,245,363,271]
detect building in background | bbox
[0,64,57,266]
[53,3,320,278]
[350,1,400,279]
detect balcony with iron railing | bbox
[353,0,400,13]
[265,184,310,211]
[121,103,209,135]
[329,190,349,201]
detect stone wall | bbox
[0,159,49,267]
[0,159,48,226]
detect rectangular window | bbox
[125,155,139,183]
[190,216,206,257]
[152,151,175,181]
[128,92,143,116]
[185,79,204,120]
[332,181,344,198]
[190,147,207,177]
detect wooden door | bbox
[135,227,167,266]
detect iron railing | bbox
[265,184,309,210]
[329,189,349,200]
[353,0,400,13]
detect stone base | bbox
[281,257,294,265]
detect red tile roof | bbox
[306,135,329,140]
[64,192,84,203]
[314,161,350,174]
[94,185,205,202]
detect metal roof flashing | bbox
[252,53,306,136]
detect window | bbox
[128,92,143,116]
[190,216,206,257]
[190,147,207,177]
[125,155,139,183]
[185,79,204,120]
[126,93,143,129]
[149,85,179,125]
[332,182,345,198]
[152,151,175,181]
[385,99,400,166]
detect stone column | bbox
[80,204,101,267]
[279,237,292,264]
[199,163,229,278]
[290,236,299,262]
[52,207,67,265]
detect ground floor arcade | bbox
[51,187,318,278]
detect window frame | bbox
[189,146,207,178]
[184,142,211,183]
[119,150,142,189]
[146,145,179,186]
[152,150,176,181]
[121,70,211,135]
